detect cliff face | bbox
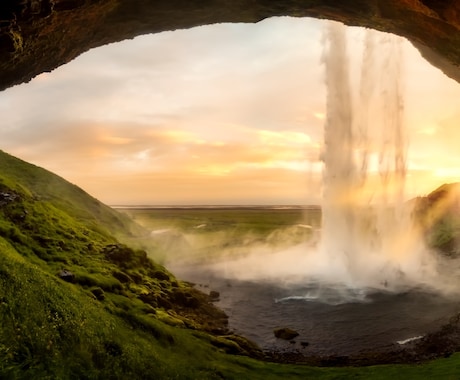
[1,0,460,91]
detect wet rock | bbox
[128,271,143,284]
[158,280,170,290]
[0,34,16,54]
[54,0,86,12]
[156,296,172,310]
[32,0,52,18]
[209,334,264,359]
[172,289,200,308]
[138,292,157,308]
[274,327,299,340]
[0,191,19,205]
[320,355,349,366]
[103,244,152,269]
[112,270,132,283]
[152,270,170,281]
[1,0,460,98]
[209,290,220,301]
[91,287,105,301]
[58,269,75,283]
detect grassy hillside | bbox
[0,149,240,378]
[414,183,460,256]
[0,150,145,240]
[2,149,460,378]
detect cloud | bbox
[1,17,460,204]
[0,116,321,204]
[86,166,319,205]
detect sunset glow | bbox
[1,17,459,205]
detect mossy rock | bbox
[112,270,132,283]
[208,334,263,358]
[156,310,185,328]
[91,287,105,301]
[274,327,299,340]
[171,288,200,309]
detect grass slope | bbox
[0,150,144,239]
[1,149,460,379]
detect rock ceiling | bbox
[1,0,459,90]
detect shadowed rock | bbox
[274,327,299,340]
[1,1,460,92]
[58,269,75,283]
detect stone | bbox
[91,287,105,301]
[112,270,132,283]
[152,270,170,281]
[209,290,220,301]
[58,269,75,283]
[1,1,460,92]
[172,289,200,308]
[54,0,85,12]
[156,296,172,310]
[0,191,19,206]
[274,327,299,340]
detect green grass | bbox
[0,150,145,239]
[120,207,320,234]
[119,207,321,263]
[2,148,460,378]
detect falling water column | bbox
[320,21,356,278]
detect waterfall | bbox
[319,22,435,289]
[320,21,356,279]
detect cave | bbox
[2,1,460,371]
[1,0,460,91]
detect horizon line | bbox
[110,204,321,209]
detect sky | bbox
[0,17,460,205]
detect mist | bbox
[158,23,460,303]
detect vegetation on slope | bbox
[414,183,460,257]
[2,148,460,378]
[0,150,253,378]
[0,150,145,240]
[119,207,319,264]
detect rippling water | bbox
[172,266,460,356]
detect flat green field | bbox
[117,206,319,232]
[116,206,321,263]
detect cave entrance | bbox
[0,17,459,206]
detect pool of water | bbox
[172,265,460,356]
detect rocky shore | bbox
[260,312,460,366]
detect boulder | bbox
[152,270,170,281]
[91,287,105,301]
[112,270,132,283]
[274,327,299,340]
[58,269,75,283]
[171,289,200,308]
[209,290,220,301]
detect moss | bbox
[9,29,23,53]
[74,270,123,292]
[156,310,186,328]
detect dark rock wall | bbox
[0,0,460,91]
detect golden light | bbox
[313,112,326,120]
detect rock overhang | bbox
[0,0,459,91]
